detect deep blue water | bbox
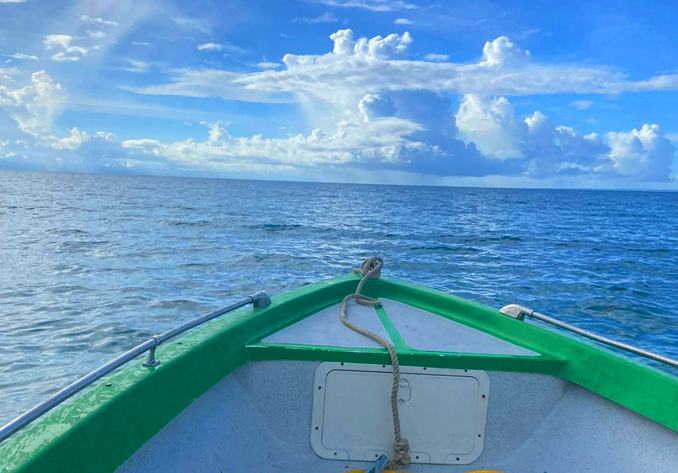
[1,171,677,425]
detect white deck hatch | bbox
[311,362,489,465]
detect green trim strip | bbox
[374,305,409,352]
[246,343,564,374]
[1,273,676,473]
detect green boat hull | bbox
[1,273,677,472]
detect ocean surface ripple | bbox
[1,171,677,424]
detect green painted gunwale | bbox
[1,273,676,473]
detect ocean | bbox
[1,170,677,425]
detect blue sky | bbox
[1,0,677,188]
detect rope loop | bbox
[342,257,410,470]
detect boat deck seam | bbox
[245,343,565,375]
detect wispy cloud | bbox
[123,68,291,103]
[120,58,150,73]
[50,54,81,63]
[197,42,245,54]
[515,28,545,40]
[394,18,414,25]
[424,53,448,62]
[43,35,90,62]
[255,57,281,69]
[314,0,418,12]
[87,30,106,39]
[0,66,19,77]
[6,53,38,61]
[571,100,593,110]
[0,0,26,3]
[173,17,210,33]
[132,41,151,46]
[293,12,338,24]
[81,15,118,27]
[44,35,84,53]
[197,43,223,52]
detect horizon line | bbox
[1,168,677,193]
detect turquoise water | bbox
[1,171,677,424]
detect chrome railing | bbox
[500,304,678,369]
[0,292,271,444]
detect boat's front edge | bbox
[1,273,677,473]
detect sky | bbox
[1,0,678,189]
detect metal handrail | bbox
[0,292,272,444]
[500,304,678,369]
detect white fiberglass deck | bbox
[262,298,538,356]
[117,361,678,473]
[263,302,392,348]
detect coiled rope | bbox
[340,257,410,470]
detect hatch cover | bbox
[311,362,489,465]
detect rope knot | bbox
[355,256,383,279]
[388,438,411,470]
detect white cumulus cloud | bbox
[328,29,413,59]
[235,30,678,103]
[136,30,678,109]
[455,94,674,180]
[3,29,675,185]
[354,31,413,59]
[359,94,397,122]
[0,70,63,135]
[456,95,524,159]
[479,36,531,67]
[606,125,675,181]
[122,117,425,169]
[51,127,89,150]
